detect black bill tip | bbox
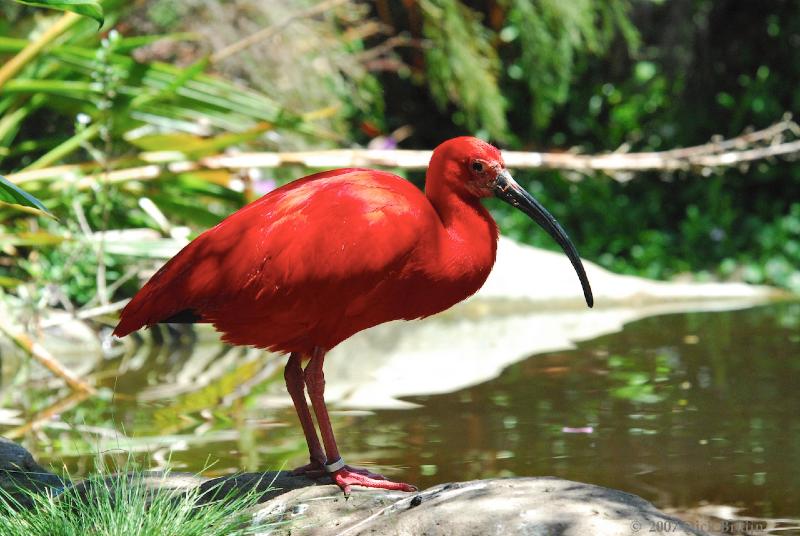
[493,170,594,308]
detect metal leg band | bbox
[324,457,346,473]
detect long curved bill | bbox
[493,170,594,308]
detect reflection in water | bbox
[4,390,90,440]
[1,302,798,524]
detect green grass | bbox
[0,468,275,536]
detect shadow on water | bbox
[1,302,798,523]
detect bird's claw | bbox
[331,465,417,494]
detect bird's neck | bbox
[425,174,499,286]
[429,188,497,241]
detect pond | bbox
[1,301,799,530]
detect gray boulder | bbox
[248,475,707,536]
[0,438,707,535]
[0,437,64,507]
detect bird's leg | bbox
[284,352,327,477]
[304,347,417,494]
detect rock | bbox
[0,437,64,507]
[0,440,708,535]
[248,475,708,536]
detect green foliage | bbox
[485,1,800,293]
[10,0,104,26]
[0,32,305,171]
[0,468,270,536]
[501,0,638,130]
[402,0,638,142]
[0,174,51,215]
[0,2,340,305]
[151,0,379,149]
[419,0,508,140]
[736,203,800,292]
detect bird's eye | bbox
[471,161,484,172]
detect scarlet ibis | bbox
[114,137,593,494]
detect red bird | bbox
[114,137,593,494]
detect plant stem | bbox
[0,11,82,90]
[25,123,101,171]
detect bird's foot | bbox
[331,465,417,495]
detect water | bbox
[1,302,799,526]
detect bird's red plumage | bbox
[113,137,594,494]
[114,162,499,354]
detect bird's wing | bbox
[114,169,437,347]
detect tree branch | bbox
[6,118,799,187]
[200,117,800,175]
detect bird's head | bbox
[428,136,594,308]
[428,136,505,199]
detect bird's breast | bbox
[394,224,498,320]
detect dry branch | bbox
[197,117,800,174]
[5,118,800,188]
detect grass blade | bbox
[11,0,104,27]
[0,175,53,216]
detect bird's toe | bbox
[332,467,417,493]
[343,465,388,480]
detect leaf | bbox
[0,231,65,246]
[99,236,187,259]
[0,174,54,216]
[130,123,272,158]
[12,0,104,27]
[0,275,24,287]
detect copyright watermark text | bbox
[629,518,768,533]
